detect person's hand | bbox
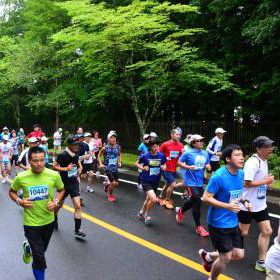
[143,166,149,172]
[244,201,252,212]
[118,162,122,168]
[99,164,105,170]
[264,175,274,186]
[227,201,241,213]
[66,163,74,171]
[161,165,166,172]
[216,152,222,157]
[188,165,196,170]
[20,198,33,208]
[47,201,55,212]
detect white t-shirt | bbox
[83,141,94,164]
[265,223,280,274]
[53,131,62,146]
[18,148,30,168]
[206,136,223,162]
[0,142,12,162]
[241,154,268,212]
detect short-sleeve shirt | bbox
[39,144,49,164]
[28,131,44,142]
[138,152,167,185]
[138,143,149,156]
[242,154,268,212]
[179,149,209,187]
[159,140,183,172]
[207,136,223,162]
[83,141,94,164]
[11,168,64,226]
[9,138,19,155]
[206,166,244,228]
[56,150,79,185]
[0,142,12,162]
[78,142,89,161]
[53,131,62,146]
[18,148,30,167]
[91,138,102,153]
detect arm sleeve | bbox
[55,173,64,191]
[206,175,220,195]
[206,139,215,154]
[244,158,258,181]
[11,176,21,192]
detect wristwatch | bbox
[54,199,60,207]
[16,197,22,206]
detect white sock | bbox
[205,253,212,262]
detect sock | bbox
[205,253,212,262]
[75,218,81,233]
[145,212,151,218]
[139,210,144,215]
[258,260,265,264]
[32,269,45,280]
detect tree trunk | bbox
[55,100,59,130]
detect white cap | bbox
[3,135,9,141]
[58,128,63,132]
[84,132,92,137]
[28,137,38,143]
[41,136,48,141]
[3,126,8,130]
[184,134,193,144]
[107,130,117,139]
[143,134,150,140]
[215,128,226,134]
[189,134,205,143]
[150,132,158,138]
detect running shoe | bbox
[137,184,143,190]
[23,241,32,264]
[144,216,151,226]
[74,229,87,240]
[175,207,183,224]
[137,212,145,222]
[196,226,209,237]
[182,191,190,201]
[108,194,116,202]
[157,197,166,207]
[2,179,5,184]
[255,260,266,272]
[87,186,94,193]
[199,249,213,272]
[165,200,174,210]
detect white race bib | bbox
[229,190,242,202]
[257,185,267,200]
[170,151,179,159]
[28,185,49,201]
[109,158,118,165]
[150,167,160,176]
[68,165,78,178]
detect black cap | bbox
[67,135,80,145]
[253,136,275,148]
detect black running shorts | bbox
[106,171,119,182]
[142,183,158,193]
[63,183,80,199]
[208,225,244,253]
[238,208,270,224]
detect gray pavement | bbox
[1,170,279,280]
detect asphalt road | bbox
[1,170,279,280]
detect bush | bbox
[268,147,280,180]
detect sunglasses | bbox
[194,139,204,143]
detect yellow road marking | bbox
[63,204,233,280]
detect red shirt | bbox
[28,131,44,140]
[159,140,184,172]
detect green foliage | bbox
[268,148,280,180]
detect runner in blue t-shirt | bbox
[198,144,251,280]
[176,134,211,237]
[135,139,166,226]
[136,134,150,190]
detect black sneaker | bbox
[75,229,86,240]
[54,216,58,230]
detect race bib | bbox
[170,151,179,159]
[194,155,206,170]
[68,165,78,178]
[150,167,160,176]
[229,190,242,202]
[257,185,267,200]
[28,185,49,201]
[109,158,118,165]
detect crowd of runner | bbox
[1,123,279,280]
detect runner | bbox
[10,131,20,176]
[98,131,122,202]
[137,134,150,190]
[175,134,211,237]
[53,135,86,238]
[39,136,50,168]
[238,136,274,272]
[135,138,166,225]
[199,144,251,280]
[91,131,102,176]
[28,124,44,143]
[76,127,83,136]
[18,137,39,170]
[53,128,63,156]
[206,128,226,178]
[17,128,25,152]
[265,202,280,280]
[157,129,184,209]
[82,132,95,193]
[0,135,13,183]
[9,146,65,280]
[1,126,11,141]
